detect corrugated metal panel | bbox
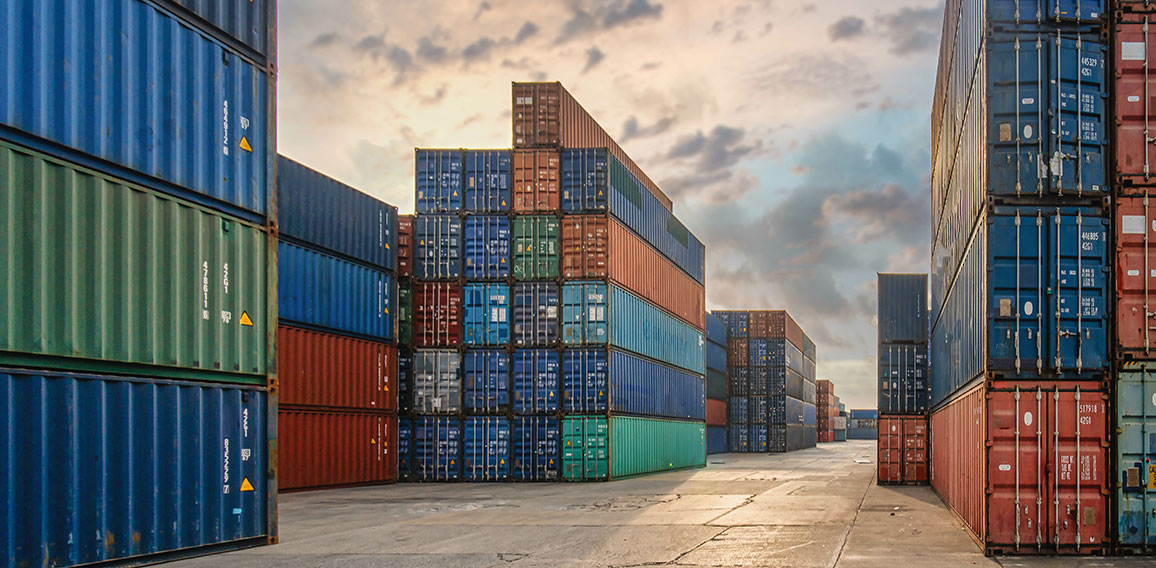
[463,150,511,212]
[748,339,804,374]
[560,348,706,419]
[463,283,510,346]
[706,399,726,426]
[706,369,727,400]
[850,409,878,419]
[415,150,463,213]
[278,326,396,411]
[561,416,706,480]
[398,214,414,277]
[706,341,727,374]
[1116,196,1156,356]
[1,0,271,219]
[414,282,463,347]
[880,415,928,485]
[561,215,609,278]
[749,424,769,452]
[463,349,509,413]
[398,281,413,345]
[512,349,559,413]
[705,313,727,345]
[277,156,397,271]
[2,370,269,567]
[463,417,511,481]
[931,211,986,406]
[412,416,462,481]
[728,424,749,452]
[279,410,396,491]
[1116,13,1156,188]
[278,241,394,341]
[878,343,929,414]
[729,366,750,396]
[512,149,560,213]
[878,274,929,343]
[0,141,268,382]
[464,215,512,279]
[398,347,414,413]
[729,396,749,424]
[848,427,877,439]
[512,282,560,346]
[148,0,272,64]
[706,426,727,454]
[512,416,559,480]
[413,349,461,414]
[1115,361,1156,550]
[415,215,463,280]
[833,429,847,442]
[397,417,412,480]
[513,215,561,279]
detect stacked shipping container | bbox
[877,274,930,485]
[816,379,841,443]
[706,313,729,453]
[1,1,278,565]
[848,409,879,440]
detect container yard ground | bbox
[169,440,1144,568]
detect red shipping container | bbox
[706,399,727,426]
[511,82,673,212]
[279,410,397,491]
[727,338,748,365]
[414,282,463,347]
[512,149,560,212]
[817,379,832,393]
[1116,196,1156,356]
[1115,13,1156,188]
[398,214,414,277]
[749,310,805,350]
[878,414,927,485]
[930,382,1108,555]
[278,326,397,411]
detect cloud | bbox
[660,125,763,201]
[829,16,865,41]
[750,52,877,99]
[353,34,386,56]
[515,21,540,43]
[583,46,606,72]
[311,32,339,47]
[416,36,449,63]
[620,115,676,141]
[665,125,761,173]
[463,36,497,63]
[876,6,942,55]
[557,0,665,43]
[474,1,491,21]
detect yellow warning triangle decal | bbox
[239,136,253,152]
[371,438,377,444]
[384,307,390,314]
[240,478,254,492]
[385,243,390,249]
[502,200,507,206]
[239,311,254,326]
[500,459,505,465]
[549,458,554,464]
[450,459,456,465]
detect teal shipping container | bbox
[1117,361,1156,550]
[561,415,706,481]
[463,283,510,346]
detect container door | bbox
[1116,197,1156,355]
[988,210,1047,374]
[1116,363,1156,548]
[1114,15,1156,186]
[1051,210,1108,373]
[878,418,903,483]
[1045,388,1107,551]
[1049,35,1106,195]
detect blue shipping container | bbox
[2,370,269,567]
[560,348,706,420]
[513,282,560,346]
[706,341,727,373]
[729,396,749,424]
[413,416,462,481]
[749,366,806,399]
[749,424,769,452]
[152,0,273,63]
[398,348,414,413]
[463,349,510,413]
[2,0,271,220]
[878,273,928,343]
[415,149,463,213]
[987,0,1106,29]
[463,417,510,481]
[707,425,727,454]
[464,215,511,279]
[414,215,463,280]
[728,423,749,452]
[849,409,879,420]
[414,349,461,414]
[729,367,751,396]
[464,150,512,212]
[463,283,510,346]
[278,156,397,271]
[278,241,395,340]
[512,349,559,414]
[720,311,749,338]
[398,417,412,480]
[705,312,727,346]
[878,343,929,415]
[748,339,804,375]
[512,416,560,480]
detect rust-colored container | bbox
[511,82,673,211]
[398,214,414,277]
[561,216,705,329]
[512,149,560,212]
[1115,13,1156,188]
[878,414,927,485]
[1116,195,1156,356]
[819,430,834,443]
[414,282,463,347]
[749,311,805,350]
[930,382,1108,555]
[706,399,727,426]
[278,326,397,412]
[279,409,397,491]
[817,379,832,393]
[727,338,748,366]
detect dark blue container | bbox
[749,366,806,399]
[749,424,769,452]
[398,417,413,480]
[398,348,414,413]
[2,370,269,567]
[728,424,749,451]
[748,339,804,375]
[463,150,512,212]
[722,311,749,338]
[463,417,510,481]
[729,367,750,396]
[414,215,463,280]
[850,409,878,420]
[512,282,560,346]
[879,343,929,414]
[877,274,928,343]
[151,0,273,64]
[987,0,1106,29]
[512,416,560,480]
[802,402,817,426]
[748,396,770,424]
[278,241,395,340]
[463,283,510,346]
[707,425,727,454]
[560,348,706,420]
[706,312,727,346]
[277,156,397,271]
[729,396,748,424]
[463,349,510,413]
[464,215,512,278]
[415,150,462,213]
[512,349,559,414]
[706,338,727,373]
[413,416,462,481]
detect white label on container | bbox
[999,464,1012,471]
[1022,97,1035,105]
[1130,270,1141,277]
[221,99,230,156]
[546,306,557,318]
[222,438,231,494]
[1123,215,1146,235]
[1024,301,1034,316]
[1123,42,1147,61]
[1151,393,1156,408]
[1024,124,1033,139]
[1024,411,1033,426]
[1151,269,1156,278]
[1130,95,1142,103]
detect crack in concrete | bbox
[830,467,872,568]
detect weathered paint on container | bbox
[278,241,395,341]
[879,415,927,486]
[513,215,561,279]
[398,214,414,277]
[878,273,929,343]
[1115,13,1156,188]
[707,369,727,400]
[2,370,270,567]
[463,150,512,212]
[748,339,803,374]
[1115,361,1156,550]
[464,215,512,279]
[512,349,560,414]
[746,311,805,350]
[1,0,272,219]
[879,344,929,415]
[706,399,727,426]
[561,416,706,481]
[0,141,268,382]
[707,425,727,454]
[398,347,414,413]
[463,283,510,346]
[512,282,560,346]
[512,149,560,213]
[463,349,510,413]
[279,410,396,491]
[398,281,413,345]
[560,348,706,420]
[512,82,674,211]
[1116,196,1156,356]
[413,349,461,414]
[706,312,727,345]
[414,282,463,347]
[415,150,462,213]
[277,156,397,271]
[413,416,462,481]
[706,340,726,374]
[512,416,560,480]
[278,326,396,411]
[464,417,511,481]
[149,0,273,64]
[728,424,749,452]
[414,214,463,280]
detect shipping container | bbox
[706,340,727,374]
[706,312,727,345]
[850,409,879,420]
[720,311,749,338]
[463,150,512,212]
[707,425,727,454]
[1115,361,1156,550]
[279,241,395,341]
[561,148,705,285]
[745,366,807,399]
[278,326,396,411]
[747,311,806,349]
[879,415,928,486]
[727,340,750,368]
[279,410,396,491]
[803,335,816,363]
[771,424,817,452]
[412,416,462,481]
[707,368,727,400]
[2,0,272,220]
[512,349,559,414]
[399,281,414,345]
[878,274,929,343]
[463,349,510,413]
[512,149,560,212]
[2,370,270,567]
[278,156,397,270]
[399,347,414,413]
[848,427,877,440]
[0,142,269,382]
[878,344,930,414]
[463,283,510,346]
[149,0,273,65]
[413,282,463,347]
[398,214,414,277]
[706,399,727,426]
[512,82,674,211]
[729,424,749,452]
[1116,196,1156,356]
[414,214,463,280]
[561,416,705,480]
[560,348,706,420]
[729,396,749,424]
[463,416,511,481]
[513,215,561,279]
[512,282,560,346]
[464,215,512,279]
[1115,12,1156,187]
[398,417,413,481]
[749,424,769,452]
[415,149,463,213]
[413,349,461,414]
[512,416,560,480]
[833,429,847,442]
[748,339,804,374]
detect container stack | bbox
[706,312,729,453]
[715,310,818,452]
[816,379,841,443]
[877,273,930,485]
[276,157,399,490]
[848,410,879,440]
[1,1,277,565]
[396,81,708,482]
[833,406,848,442]
[928,0,1111,554]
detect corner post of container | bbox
[1054,386,1061,549]
[1036,386,1044,549]
[1015,386,1022,551]
[1074,385,1082,552]
[264,0,280,545]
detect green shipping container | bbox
[0,141,270,383]
[398,280,413,344]
[1117,361,1156,550]
[562,415,706,481]
[513,215,560,280]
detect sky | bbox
[276,0,944,409]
